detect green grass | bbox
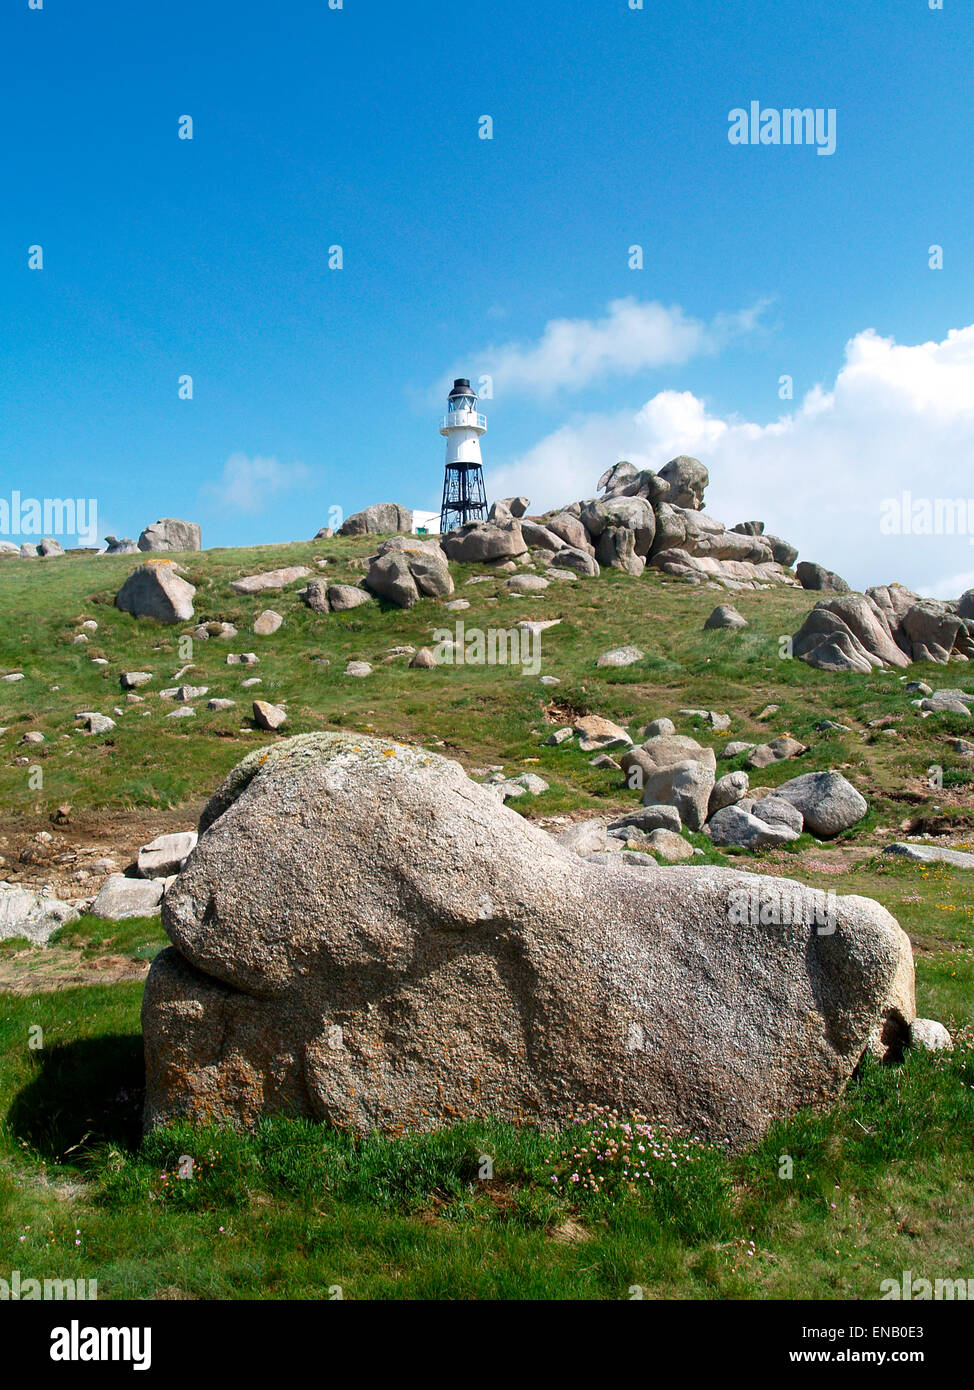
[1,540,972,1299]
[0,980,970,1299]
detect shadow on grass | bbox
[7,1034,144,1163]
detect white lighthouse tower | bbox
[439,378,488,532]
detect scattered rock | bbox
[116,562,196,623]
[0,883,79,945]
[596,645,644,668]
[773,771,868,838]
[253,610,283,635]
[573,715,632,752]
[704,605,747,630]
[909,1019,953,1052]
[882,842,974,869]
[120,671,153,689]
[746,736,807,770]
[76,712,116,735]
[345,661,372,678]
[138,832,198,879]
[92,874,165,920]
[253,700,287,731]
[230,567,311,595]
[409,648,436,669]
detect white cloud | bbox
[201,454,310,513]
[451,297,769,397]
[485,324,974,596]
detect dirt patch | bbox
[0,948,150,995]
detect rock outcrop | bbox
[338,504,413,537]
[793,585,974,672]
[143,733,916,1148]
[115,562,196,623]
[138,519,202,553]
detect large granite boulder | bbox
[440,518,526,564]
[772,771,867,838]
[657,456,708,510]
[115,562,196,623]
[364,538,454,607]
[793,586,974,672]
[138,519,202,552]
[796,562,849,593]
[143,733,916,1147]
[337,504,413,537]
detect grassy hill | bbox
[0,539,971,1299]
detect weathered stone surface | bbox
[773,772,867,838]
[253,700,287,731]
[645,828,694,862]
[545,512,594,554]
[338,504,413,536]
[409,647,436,669]
[103,536,140,554]
[608,804,683,835]
[751,796,804,835]
[910,1018,952,1052]
[0,883,79,945]
[299,579,330,613]
[709,770,750,816]
[573,715,632,752]
[92,874,165,920]
[596,645,644,668]
[636,760,715,830]
[230,567,311,595]
[882,842,974,869]
[658,456,708,510]
[440,518,525,564]
[704,605,747,631]
[506,574,549,594]
[580,496,656,556]
[76,712,116,735]
[143,733,915,1147]
[364,542,453,606]
[551,547,600,578]
[642,718,676,738]
[138,831,198,879]
[746,736,807,770]
[363,551,419,607]
[38,537,64,557]
[796,561,849,593]
[138,519,202,553]
[116,562,196,623]
[120,671,153,689]
[706,804,800,849]
[554,819,613,856]
[253,610,283,636]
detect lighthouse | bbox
[439,378,488,532]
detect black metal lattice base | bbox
[440,464,488,533]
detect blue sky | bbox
[3,0,972,593]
